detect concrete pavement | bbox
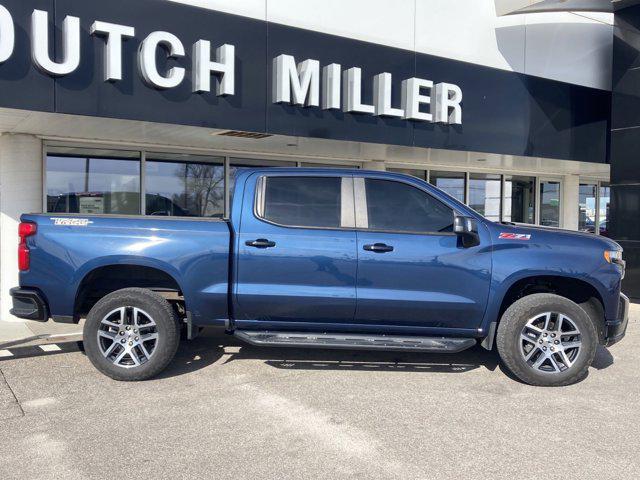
[0,306,639,480]
[0,319,81,346]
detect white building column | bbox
[561,173,579,231]
[362,160,385,171]
[0,134,43,323]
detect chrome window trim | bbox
[255,176,266,218]
[340,177,356,228]
[354,177,368,229]
[355,227,457,237]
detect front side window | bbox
[46,154,140,215]
[260,176,343,228]
[364,179,453,233]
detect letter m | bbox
[272,54,319,107]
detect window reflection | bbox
[429,171,465,203]
[145,157,224,217]
[299,162,357,169]
[504,175,535,224]
[388,168,427,181]
[599,183,610,237]
[47,150,604,234]
[540,181,561,227]
[469,173,501,221]
[46,155,140,215]
[578,184,597,233]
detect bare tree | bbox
[173,163,224,216]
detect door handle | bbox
[363,243,394,253]
[245,238,276,249]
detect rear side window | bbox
[364,179,454,233]
[260,176,342,228]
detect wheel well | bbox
[75,265,184,320]
[498,275,605,334]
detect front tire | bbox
[83,288,180,381]
[496,293,597,386]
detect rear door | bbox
[234,173,358,327]
[354,176,491,333]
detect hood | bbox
[488,221,622,251]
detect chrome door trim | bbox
[340,177,356,228]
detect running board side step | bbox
[233,330,477,353]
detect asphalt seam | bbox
[0,367,24,419]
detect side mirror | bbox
[453,215,480,248]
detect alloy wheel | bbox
[519,312,582,374]
[97,306,158,368]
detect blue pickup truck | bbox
[10,169,629,386]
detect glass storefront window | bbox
[599,182,610,237]
[387,168,427,181]
[46,153,141,215]
[578,183,597,233]
[540,181,561,227]
[46,148,602,234]
[469,173,501,221]
[503,175,535,224]
[429,170,465,203]
[299,162,358,169]
[145,154,225,217]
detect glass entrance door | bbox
[578,183,597,233]
[539,180,561,227]
[503,175,535,224]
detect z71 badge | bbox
[499,232,531,240]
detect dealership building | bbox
[0,0,638,338]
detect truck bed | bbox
[19,214,231,325]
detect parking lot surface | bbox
[1,307,639,480]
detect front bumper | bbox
[10,287,48,322]
[604,293,630,347]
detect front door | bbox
[234,173,357,328]
[354,176,492,333]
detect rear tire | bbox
[496,293,597,386]
[83,288,180,381]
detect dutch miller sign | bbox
[0,3,463,124]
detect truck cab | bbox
[231,170,492,336]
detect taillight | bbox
[18,221,36,271]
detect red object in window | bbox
[18,222,37,271]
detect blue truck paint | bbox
[16,168,626,345]
[20,215,231,327]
